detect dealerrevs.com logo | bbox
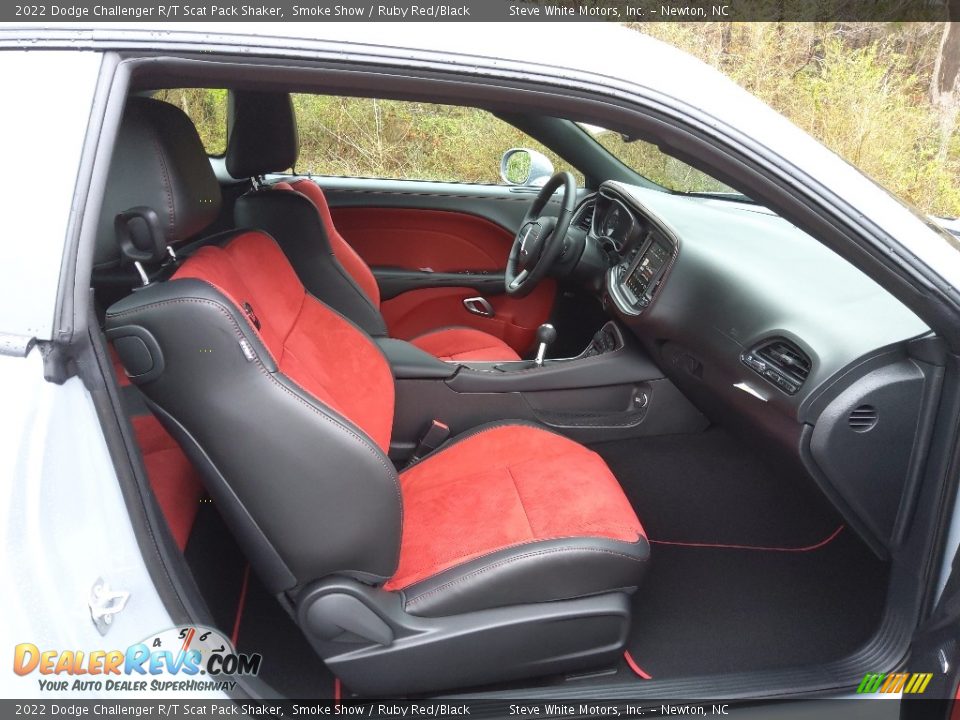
[13,626,262,693]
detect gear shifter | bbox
[534,323,557,367]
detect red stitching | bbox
[648,525,844,553]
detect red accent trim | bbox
[231,564,251,648]
[648,525,845,553]
[331,206,514,272]
[382,282,555,356]
[109,345,131,386]
[333,677,342,702]
[623,651,652,680]
[130,415,204,550]
[385,424,645,590]
[409,327,520,362]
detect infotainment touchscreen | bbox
[625,241,670,298]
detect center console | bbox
[376,321,706,461]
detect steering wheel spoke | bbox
[509,269,529,290]
[505,172,577,298]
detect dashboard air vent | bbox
[848,405,879,432]
[741,338,812,395]
[574,201,595,232]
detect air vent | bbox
[741,338,812,395]
[574,201,596,232]
[848,405,879,432]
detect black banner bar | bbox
[3,0,959,23]
[0,699,953,719]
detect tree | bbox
[931,22,960,160]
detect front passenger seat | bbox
[105,97,649,696]
[226,90,523,363]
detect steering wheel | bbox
[505,171,577,298]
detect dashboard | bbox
[574,181,936,556]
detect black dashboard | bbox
[575,181,938,557]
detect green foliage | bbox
[155,23,960,216]
[153,88,227,155]
[639,22,960,216]
[291,95,582,185]
[591,134,734,193]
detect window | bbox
[291,95,583,185]
[153,89,228,156]
[580,123,744,197]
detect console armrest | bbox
[375,338,457,380]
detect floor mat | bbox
[626,527,889,677]
[593,427,889,679]
[591,428,843,548]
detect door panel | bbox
[309,175,555,230]
[332,207,513,272]
[378,283,556,354]
[309,177,585,355]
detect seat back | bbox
[227,90,388,336]
[105,98,402,594]
[277,179,381,308]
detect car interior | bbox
[85,56,955,701]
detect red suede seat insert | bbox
[131,414,204,550]
[385,425,646,590]
[409,327,521,362]
[172,232,395,452]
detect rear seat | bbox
[111,346,204,549]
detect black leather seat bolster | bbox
[106,278,403,592]
[399,536,650,618]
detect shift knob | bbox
[537,323,558,346]
[534,324,557,367]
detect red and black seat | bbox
[225,91,522,362]
[104,97,648,695]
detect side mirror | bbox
[499,148,555,187]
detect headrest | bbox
[95,97,222,268]
[226,91,298,179]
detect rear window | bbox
[153,89,228,156]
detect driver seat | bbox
[227,91,521,363]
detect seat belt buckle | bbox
[410,420,450,462]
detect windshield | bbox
[579,124,748,200]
